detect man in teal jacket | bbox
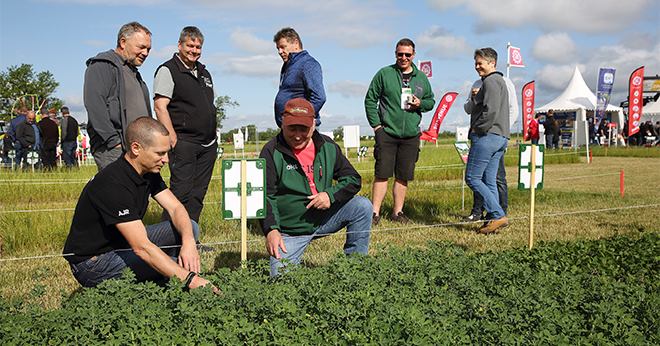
[259,98,372,276]
[365,38,435,225]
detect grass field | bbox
[0,142,658,310]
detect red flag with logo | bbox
[420,92,458,143]
[628,66,644,136]
[522,81,535,141]
[419,61,432,78]
[509,46,524,67]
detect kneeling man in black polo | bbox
[63,117,216,291]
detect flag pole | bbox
[506,42,511,79]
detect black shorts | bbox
[373,128,420,181]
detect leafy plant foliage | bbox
[2,232,658,345]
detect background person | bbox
[553,119,561,149]
[15,110,40,170]
[84,21,153,172]
[60,106,79,168]
[153,26,217,224]
[365,38,435,225]
[8,105,28,169]
[543,110,556,149]
[529,113,541,144]
[259,98,371,276]
[460,68,518,223]
[38,108,59,170]
[273,27,326,128]
[464,48,510,234]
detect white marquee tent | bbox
[641,100,660,123]
[535,66,625,147]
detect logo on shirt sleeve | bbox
[118,209,130,217]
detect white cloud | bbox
[63,93,87,123]
[618,31,659,50]
[531,32,581,64]
[426,0,654,34]
[534,64,583,92]
[416,25,473,59]
[328,80,368,98]
[204,52,281,78]
[301,0,400,49]
[229,27,273,55]
[150,45,178,60]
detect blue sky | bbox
[1,0,658,135]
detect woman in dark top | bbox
[544,115,557,149]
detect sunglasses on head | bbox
[397,52,413,58]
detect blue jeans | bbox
[465,133,508,221]
[270,196,372,276]
[61,141,78,167]
[470,151,507,217]
[69,220,200,287]
[531,138,539,144]
[545,134,554,149]
[13,142,24,170]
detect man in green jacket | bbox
[259,98,372,276]
[365,38,435,225]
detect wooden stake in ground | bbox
[529,146,536,249]
[518,144,544,249]
[241,160,248,268]
[221,158,267,268]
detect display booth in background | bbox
[535,67,624,148]
[537,109,619,148]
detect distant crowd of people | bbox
[1,105,80,170]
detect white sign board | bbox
[222,159,266,219]
[456,126,469,142]
[343,125,360,148]
[233,130,244,150]
[518,144,544,190]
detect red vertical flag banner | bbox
[522,81,535,141]
[509,46,524,67]
[420,92,458,143]
[628,66,644,136]
[419,61,432,78]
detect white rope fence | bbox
[0,171,624,214]
[1,203,658,263]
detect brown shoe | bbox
[477,217,509,234]
[372,213,381,226]
[389,211,411,224]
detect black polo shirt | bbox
[63,156,168,264]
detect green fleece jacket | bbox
[259,130,361,236]
[365,63,435,138]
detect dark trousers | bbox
[13,142,24,169]
[162,139,216,222]
[470,152,508,217]
[69,220,200,287]
[61,141,78,167]
[41,143,57,169]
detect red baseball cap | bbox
[282,98,315,127]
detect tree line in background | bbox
[0,64,63,121]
